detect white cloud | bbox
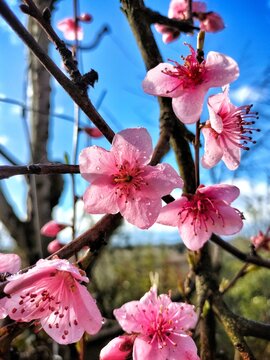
[230,85,264,103]
[0,135,9,146]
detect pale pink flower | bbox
[201,86,259,170]
[100,334,135,360]
[83,127,104,138]
[112,286,199,360]
[142,44,239,124]
[79,128,183,229]
[251,230,270,250]
[4,258,102,344]
[199,12,225,33]
[57,18,83,41]
[158,184,244,251]
[47,239,64,254]
[0,253,21,319]
[154,24,180,44]
[41,220,68,237]
[168,0,206,19]
[0,253,21,274]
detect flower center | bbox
[219,105,260,150]
[112,160,148,200]
[162,44,206,93]
[179,193,225,235]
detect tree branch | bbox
[0,0,115,144]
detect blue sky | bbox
[0,0,270,237]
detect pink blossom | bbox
[168,0,206,19]
[57,18,83,41]
[142,44,239,124]
[154,24,180,44]
[158,184,244,251]
[201,86,259,170]
[4,258,102,344]
[251,230,270,250]
[112,286,199,360]
[0,253,21,319]
[79,128,183,229]
[100,334,135,360]
[47,239,64,254]
[41,220,68,237]
[83,127,104,138]
[199,12,225,33]
[0,253,21,274]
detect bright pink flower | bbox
[251,230,270,250]
[168,0,206,19]
[158,184,243,251]
[47,239,64,254]
[154,24,180,44]
[0,253,21,274]
[201,86,259,170]
[4,258,102,344]
[113,287,199,360]
[155,1,206,43]
[83,127,104,138]
[100,334,135,360]
[57,18,83,41]
[199,12,225,33]
[142,44,239,124]
[41,220,68,237]
[79,128,183,229]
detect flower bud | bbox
[47,239,64,254]
[83,127,103,138]
[79,13,92,22]
[100,335,135,360]
[41,220,67,237]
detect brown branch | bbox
[142,7,198,32]
[68,25,111,51]
[211,234,270,269]
[0,146,21,166]
[0,163,79,179]
[0,0,115,144]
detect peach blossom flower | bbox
[79,128,183,229]
[251,230,270,250]
[201,86,259,170]
[142,44,239,124]
[110,286,199,360]
[41,220,68,237]
[57,18,83,41]
[4,258,102,344]
[158,184,244,250]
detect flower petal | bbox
[114,300,143,333]
[79,146,116,183]
[83,178,119,214]
[220,137,241,170]
[198,184,240,204]
[157,198,186,227]
[0,253,21,274]
[142,63,183,98]
[178,216,211,251]
[172,88,206,124]
[117,196,161,229]
[133,333,199,360]
[214,203,243,235]
[205,51,239,87]
[112,128,153,165]
[201,127,223,169]
[142,164,183,197]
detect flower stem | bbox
[194,120,200,189]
